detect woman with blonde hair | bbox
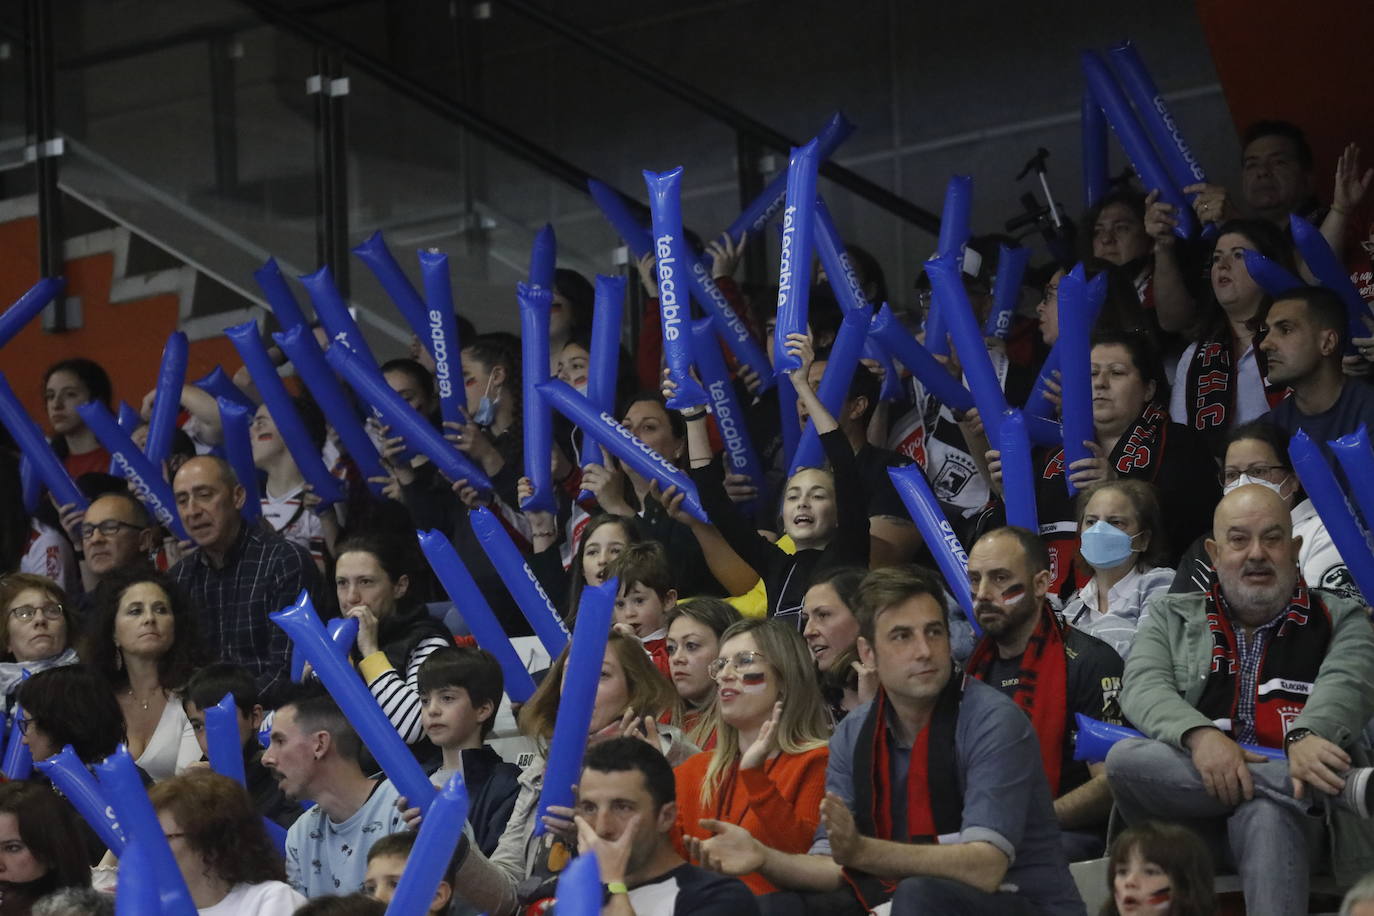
[674,618,831,894]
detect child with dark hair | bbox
[1101,821,1214,916]
[180,662,301,829]
[250,394,339,570]
[606,541,677,675]
[416,647,520,856]
[363,832,455,913]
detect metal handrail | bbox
[487,0,941,235]
[236,0,602,197]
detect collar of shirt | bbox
[1080,566,1145,616]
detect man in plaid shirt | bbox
[1106,485,1374,914]
[170,456,321,697]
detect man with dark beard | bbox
[1107,485,1374,916]
[964,527,1125,861]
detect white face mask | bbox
[1222,473,1290,499]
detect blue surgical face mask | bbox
[1079,520,1140,571]
[472,373,499,427]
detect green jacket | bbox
[1122,589,1374,884]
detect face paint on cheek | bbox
[740,671,768,692]
[998,584,1027,607]
[1144,887,1171,909]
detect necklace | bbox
[128,686,162,711]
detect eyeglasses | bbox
[1221,464,1288,486]
[707,650,768,681]
[16,716,32,736]
[163,832,186,842]
[80,520,143,540]
[8,603,63,622]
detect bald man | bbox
[169,455,320,694]
[1105,485,1374,914]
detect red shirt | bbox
[63,446,111,483]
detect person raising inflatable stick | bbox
[667,333,868,624]
[987,330,1217,596]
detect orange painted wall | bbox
[1196,0,1374,200]
[0,216,244,424]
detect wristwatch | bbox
[1284,727,1314,751]
[604,881,629,897]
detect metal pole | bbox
[26,0,63,315]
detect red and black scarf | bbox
[1196,579,1333,748]
[1038,403,1169,594]
[1040,402,1169,485]
[965,604,1070,794]
[840,677,963,909]
[1184,334,1235,434]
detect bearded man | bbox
[965,527,1125,860]
[1107,484,1374,916]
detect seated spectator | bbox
[31,887,114,916]
[180,663,301,830]
[1171,420,1357,599]
[579,391,725,599]
[991,330,1217,594]
[43,358,113,483]
[417,647,520,856]
[690,566,1084,915]
[250,397,339,571]
[966,527,1124,860]
[665,598,742,750]
[1261,286,1374,457]
[674,619,830,895]
[1100,821,1214,916]
[443,632,694,915]
[361,831,454,913]
[1106,485,1374,915]
[676,335,868,622]
[169,455,321,696]
[1168,219,1293,452]
[335,535,452,760]
[0,781,92,913]
[1154,121,1321,335]
[607,541,677,674]
[0,574,79,722]
[801,566,874,720]
[1061,480,1174,659]
[528,512,642,620]
[20,668,137,860]
[1189,120,1322,231]
[576,737,760,915]
[148,769,305,914]
[264,683,407,898]
[79,569,204,781]
[63,492,157,606]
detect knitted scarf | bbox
[1196,578,1333,748]
[965,603,1069,793]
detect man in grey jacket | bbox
[1107,484,1374,915]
